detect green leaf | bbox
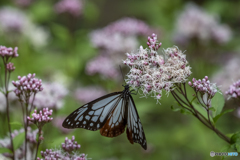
[236,143,240,152]
[170,105,181,112]
[180,108,193,115]
[213,109,235,123]
[211,92,225,118]
[190,96,197,104]
[0,147,12,154]
[10,122,23,128]
[13,132,25,150]
[208,107,216,111]
[192,102,211,120]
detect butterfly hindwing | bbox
[100,98,127,137]
[126,95,147,150]
[62,92,122,131]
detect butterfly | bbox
[62,84,147,150]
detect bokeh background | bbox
[0,0,240,159]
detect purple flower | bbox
[0,46,18,58]
[225,80,240,99]
[12,73,43,98]
[174,3,232,44]
[38,136,88,160]
[32,82,68,110]
[189,76,218,97]
[27,108,53,128]
[86,55,120,79]
[55,0,83,17]
[74,86,107,104]
[62,136,80,152]
[6,62,15,72]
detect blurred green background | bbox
[0,0,240,159]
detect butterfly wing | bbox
[62,92,122,131]
[100,97,127,137]
[126,95,147,150]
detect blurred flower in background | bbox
[52,117,72,134]
[74,86,106,104]
[0,7,49,48]
[86,55,120,79]
[212,56,240,98]
[32,82,68,110]
[0,84,18,113]
[54,0,84,17]
[174,3,232,45]
[14,0,32,7]
[0,7,28,34]
[87,17,155,79]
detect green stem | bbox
[35,128,42,160]
[3,60,15,159]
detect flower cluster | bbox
[27,108,53,128]
[54,0,83,17]
[124,34,191,100]
[188,76,218,97]
[225,80,240,99]
[74,86,106,104]
[38,137,87,160]
[32,82,68,110]
[62,136,80,152]
[6,62,15,72]
[174,3,232,44]
[12,73,43,98]
[147,33,162,51]
[0,45,18,58]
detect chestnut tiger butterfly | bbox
[62,84,147,150]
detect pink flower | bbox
[55,0,83,17]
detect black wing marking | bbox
[126,95,147,150]
[100,98,127,137]
[62,92,122,131]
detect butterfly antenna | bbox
[119,65,126,85]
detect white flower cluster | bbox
[124,35,191,101]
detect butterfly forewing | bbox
[62,92,122,131]
[126,95,147,150]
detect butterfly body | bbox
[62,84,147,150]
